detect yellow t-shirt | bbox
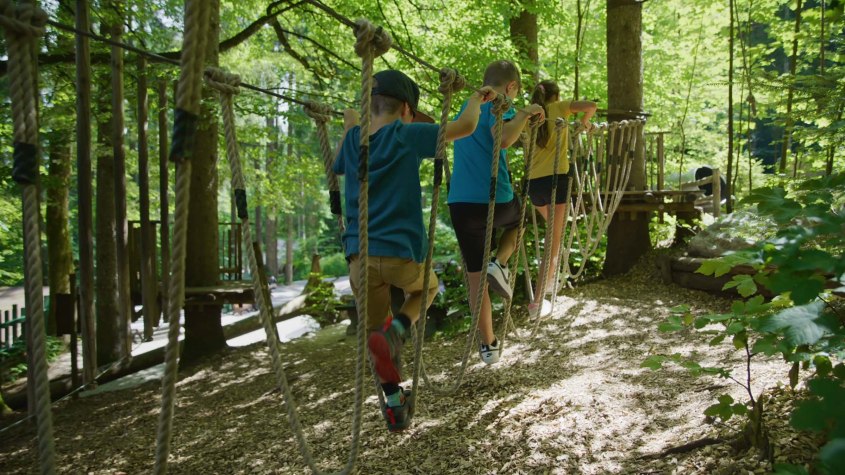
[528,100,571,179]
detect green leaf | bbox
[759,302,836,346]
[641,355,666,370]
[659,316,684,332]
[718,394,734,405]
[771,463,809,475]
[732,403,748,416]
[670,304,691,314]
[833,364,845,380]
[726,321,745,335]
[751,335,780,356]
[709,334,726,346]
[814,355,833,377]
[818,438,845,475]
[733,331,748,349]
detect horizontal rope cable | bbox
[43,18,343,117]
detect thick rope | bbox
[410,68,464,400]
[419,94,508,395]
[153,0,211,473]
[209,68,359,475]
[498,117,542,350]
[1,2,55,474]
[304,101,343,229]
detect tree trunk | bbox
[76,0,97,383]
[95,57,120,365]
[727,0,735,213]
[45,135,72,336]
[265,115,279,278]
[603,0,650,277]
[158,80,170,322]
[138,57,159,340]
[182,0,226,362]
[509,1,539,85]
[779,0,802,174]
[285,213,294,284]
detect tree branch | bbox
[0,1,304,77]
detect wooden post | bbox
[158,80,169,323]
[137,57,158,340]
[712,168,721,217]
[75,0,97,386]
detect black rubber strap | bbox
[234,188,248,219]
[330,190,342,216]
[169,108,199,163]
[12,142,38,185]
[357,144,369,183]
[434,158,443,188]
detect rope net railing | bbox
[530,119,645,324]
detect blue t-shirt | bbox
[448,101,516,204]
[333,120,438,262]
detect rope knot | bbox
[438,68,465,94]
[0,1,47,37]
[204,67,240,95]
[304,100,333,123]
[491,94,510,116]
[354,19,392,58]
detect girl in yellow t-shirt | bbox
[527,80,596,318]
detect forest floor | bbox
[0,252,821,474]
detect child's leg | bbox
[492,197,523,266]
[533,202,568,303]
[467,271,495,345]
[394,264,438,326]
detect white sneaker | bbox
[528,299,552,318]
[486,260,513,300]
[479,340,501,365]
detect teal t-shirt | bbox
[333,120,438,262]
[447,101,516,204]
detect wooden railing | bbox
[680,168,722,217]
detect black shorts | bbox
[528,175,571,207]
[449,198,521,272]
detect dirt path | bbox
[0,258,800,474]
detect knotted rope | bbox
[304,100,343,226]
[499,117,542,347]
[1,2,55,473]
[419,94,509,395]
[411,68,464,399]
[154,0,212,473]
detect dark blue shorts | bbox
[528,175,570,207]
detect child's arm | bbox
[332,109,361,173]
[570,101,597,128]
[442,86,496,141]
[499,104,545,148]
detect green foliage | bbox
[644,173,845,469]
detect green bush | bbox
[643,172,845,473]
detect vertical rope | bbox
[411,68,464,398]
[498,118,541,349]
[154,0,211,473]
[0,2,55,473]
[304,101,344,231]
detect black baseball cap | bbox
[372,70,434,123]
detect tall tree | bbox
[94,53,120,365]
[779,0,803,174]
[509,1,539,85]
[183,0,226,361]
[265,115,279,278]
[110,2,132,358]
[45,132,72,336]
[603,0,650,276]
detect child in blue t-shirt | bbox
[334,69,494,432]
[448,60,545,365]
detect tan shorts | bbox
[348,255,438,331]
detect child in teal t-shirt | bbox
[448,60,545,365]
[334,69,494,432]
